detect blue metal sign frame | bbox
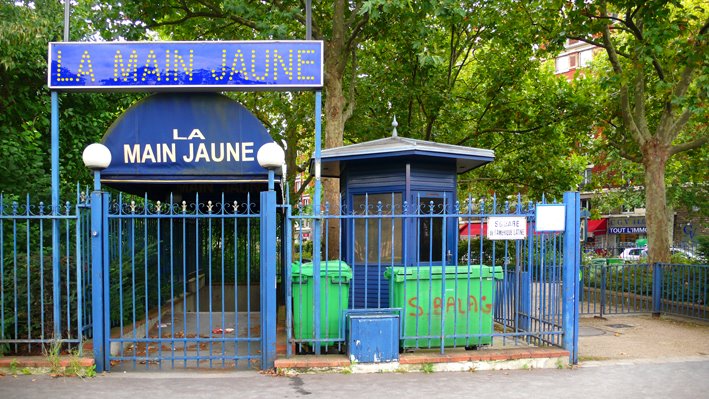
[48,41,323,91]
[100,93,276,184]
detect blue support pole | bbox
[562,191,580,364]
[652,263,662,317]
[90,191,105,372]
[312,91,322,354]
[101,192,110,371]
[93,171,101,191]
[51,91,61,340]
[260,187,277,368]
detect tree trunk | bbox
[323,58,345,260]
[641,140,672,263]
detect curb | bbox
[275,348,570,373]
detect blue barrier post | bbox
[652,263,663,317]
[90,190,106,372]
[51,92,61,340]
[562,191,580,364]
[312,91,322,354]
[260,170,277,368]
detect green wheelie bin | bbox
[291,261,352,344]
[385,265,503,348]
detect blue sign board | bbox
[608,227,647,234]
[100,93,277,184]
[48,41,323,91]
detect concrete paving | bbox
[1,313,707,398]
[1,357,708,398]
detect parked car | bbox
[619,247,645,261]
[638,247,703,262]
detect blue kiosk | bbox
[317,120,495,308]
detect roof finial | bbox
[392,116,398,137]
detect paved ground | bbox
[1,358,708,398]
[578,314,709,361]
[1,314,707,398]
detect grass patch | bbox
[421,363,434,373]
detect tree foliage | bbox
[0,0,139,199]
[525,0,708,262]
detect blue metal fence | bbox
[580,262,708,320]
[100,192,264,370]
[285,193,580,358]
[0,189,91,354]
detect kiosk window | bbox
[352,193,403,264]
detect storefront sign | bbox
[608,227,647,234]
[487,217,527,240]
[100,93,276,184]
[607,216,646,235]
[48,41,323,91]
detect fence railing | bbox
[580,262,708,320]
[284,194,575,356]
[0,190,91,355]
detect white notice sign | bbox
[487,217,527,240]
[535,204,566,232]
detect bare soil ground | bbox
[578,314,709,362]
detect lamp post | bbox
[257,142,285,191]
[82,143,112,191]
[256,141,284,368]
[82,142,111,372]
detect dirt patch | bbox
[579,314,709,361]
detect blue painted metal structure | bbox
[46,33,323,371]
[100,93,277,189]
[0,189,91,353]
[94,192,265,371]
[580,262,708,321]
[49,41,324,91]
[347,309,400,363]
[286,193,583,363]
[316,133,494,310]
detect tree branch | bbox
[343,49,357,122]
[606,139,643,163]
[294,174,314,198]
[600,5,648,145]
[669,135,709,156]
[657,18,707,142]
[345,13,369,53]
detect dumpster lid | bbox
[292,260,353,279]
[384,265,503,281]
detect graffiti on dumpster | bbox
[407,295,492,317]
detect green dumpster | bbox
[385,265,503,348]
[606,258,625,266]
[291,261,352,344]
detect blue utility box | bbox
[347,312,400,363]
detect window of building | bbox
[569,53,577,69]
[582,167,593,187]
[579,50,594,67]
[555,55,570,73]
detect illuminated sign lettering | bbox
[48,41,323,91]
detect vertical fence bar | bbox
[652,262,663,317]
[562,191,580,364]
[260,187,277,368]
[312,90,322,354]
[101,192,110,370]
[285,205,293,357]
[51,91,61,341]
[90,191,105,372]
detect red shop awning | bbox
[587,219,607,235]
[459,222,487,238]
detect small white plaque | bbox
[487,216,527,240]
[535,204,566,232]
